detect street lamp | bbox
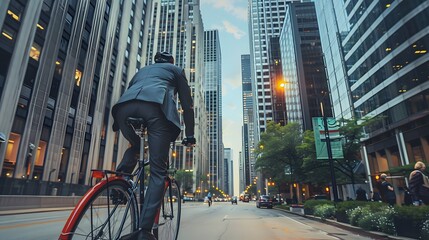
[320,101,339,202]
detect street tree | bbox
[298,130,331,187]
[175,170,194,193]
[335,116,383,192]
[254,122,304,187]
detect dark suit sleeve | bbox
[176,69,195,137]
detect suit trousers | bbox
[113,100,173,231]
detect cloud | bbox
[222,74,242,97]
[222,21,246,39]
[201,0,248,21]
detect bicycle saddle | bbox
[126,117,146,127]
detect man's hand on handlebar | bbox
[182,136,196,147]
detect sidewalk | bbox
[274,206,414,240]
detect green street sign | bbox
[312,117,344,160]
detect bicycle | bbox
[59,117,182,240]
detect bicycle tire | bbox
[154,180,181,240]
[60,178,139,240]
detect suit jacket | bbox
[112,63,194,140]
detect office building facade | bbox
[279,1,332,131]
[314,0,352,120]
[204,29,223,188]
[0,0,147,190]
[315,0,429,191]
[141,0,208,193]
[342,1,429,180]
[241,54,255,188]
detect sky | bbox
[200,0,250,195]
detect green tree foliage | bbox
[254,122,304,184]
[175,170,194,193]
[335,117,383,186]
[298,130,331,186]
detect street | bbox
[0,201,376,240]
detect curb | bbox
[0,207,75,216]
[274,206,414,240]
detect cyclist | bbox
[111,51,195,240]
[207,191,212,206]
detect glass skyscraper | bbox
[142,0,208,192]
[316,0,429,188]
[204,29,223,188]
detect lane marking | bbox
[0,218,67,230]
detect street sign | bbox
[312,117,344,160]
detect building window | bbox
[29,43,41,61]
[75,69,82,86]
[7,9,20,22]
[1,27,15,41]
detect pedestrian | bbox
[355,187,368,201]
[403,187,413,206]
[409,161,429,206]
[379,173,396,206]
[370,191,382,202]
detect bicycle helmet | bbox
[154,51,174,64]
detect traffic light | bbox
[325,187,330,192]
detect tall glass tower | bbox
[203,29,223,188]
[142,0,208,193]
[248,0,292,140]
[316,0,429,186]
[241,54,254,189]
[279,1,332,131]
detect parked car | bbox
[231,196,238,204]
[256,195,273,209]
[308,194,328,200]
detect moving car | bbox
[256,195,273,209]
[242,194,250,202]
[231,196,238,204]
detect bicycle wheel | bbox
[155,179,181,240]
[60,178,139,240]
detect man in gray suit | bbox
[112,52,195,240]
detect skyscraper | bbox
[141,0,208,193]
[248,0,291,140]
[279,1,332,131]
[316,0,429,188]
[204,29,223,188]
[314,0,352,120]
[0,0,147,188]
[241,54,255,189]
[224,147,233,195]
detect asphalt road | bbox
[0,201,377,240]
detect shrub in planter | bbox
[347,206,363,226]
[394,205,429,239]
[303,200,333,215]
[421,218,429,239]
[374,207,396,235]
[348,205,396,235]
[336,201,373,223]
[314,204,336,220]
[356,207,378,231]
